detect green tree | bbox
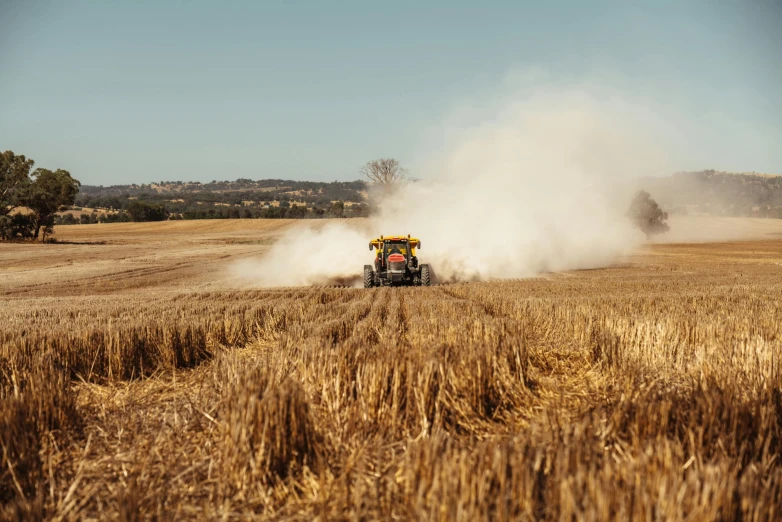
[58,214,78,225]
[1,151,35,215]
[1,152,35,239]
[287,204,308,218]
[348,203,369,217]
[126,200,168,222]
[0,214,36,240]
[327,201,344,218]
[628,191,669,239]
[25,169,81,240]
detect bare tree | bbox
[360,158,407,193]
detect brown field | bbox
[12,207,116,219]
[57,207,117,219]
[2,217,782,520]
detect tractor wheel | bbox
[420,264,431,286]
[363,265,374,288]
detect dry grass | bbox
[2,220,782,520]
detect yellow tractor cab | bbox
[364,234,431,287]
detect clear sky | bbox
[1,1,780,185]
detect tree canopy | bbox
[27,169,80,239]
[126,200,168,222]
[628,190,669,239]
[0,151,35,218]
[0,150,80,241]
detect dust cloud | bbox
[656,215,782,244]
[231,223,371,287]
[233,85,669,287]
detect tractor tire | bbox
[420,264,431,286]
[363,265,374,288]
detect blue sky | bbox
[1,1,780,185]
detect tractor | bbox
[364,235,431,288]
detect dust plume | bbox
[656,215,782,243]
[233,83,667,287]
[230,223,371,287]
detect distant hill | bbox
[65,171,782,225]
[69,179,369,222]
[640,170,782,219]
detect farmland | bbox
[2,218,782,520]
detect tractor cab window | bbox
[384,241,408,256]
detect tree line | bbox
[75,180,366,212]
[69,176,370,223]
[640,170,782,218]
[1,150,80,241]
[55,200,367,225]
[63,159,403,223]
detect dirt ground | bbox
[3,215,781,297]
[0,219,366,296]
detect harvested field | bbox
[2,218,782,520]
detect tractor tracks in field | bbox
[435,286,502,319]
[432,283,605,425]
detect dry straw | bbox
[2,241,782,519]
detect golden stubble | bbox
[1,223,782,520]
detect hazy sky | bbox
[1,1,780,185]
